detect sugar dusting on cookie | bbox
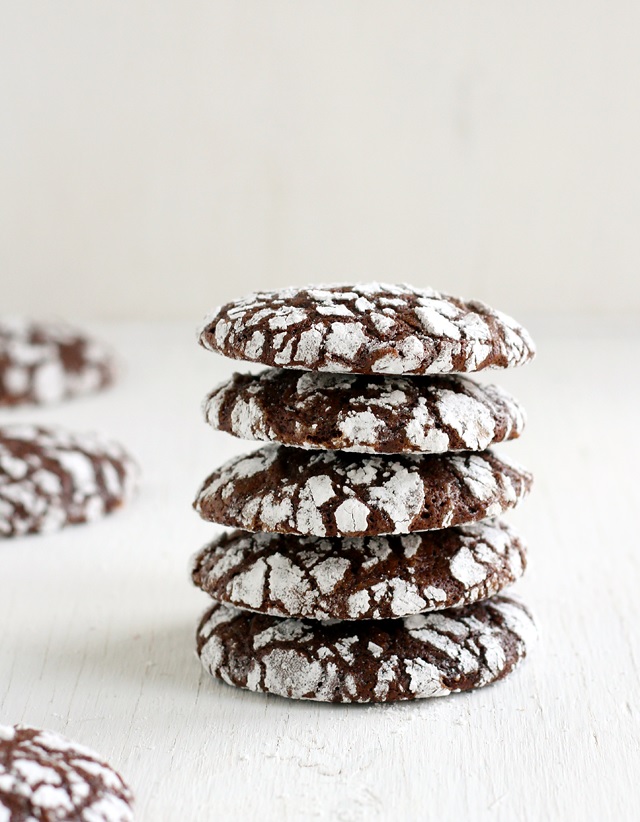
[194,445,532,537]
[200,283,535,375]
[0,318,115,406]
[192,519,527,620]
[0,425,138,538]
[195,281,536,704]
[0,724,134,821]
[196,596,536,702]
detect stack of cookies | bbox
[192,283,536,704]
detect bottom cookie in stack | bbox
[195,597,535,704]
[192,521,536,703]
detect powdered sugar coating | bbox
[204,369,526,454]
[0,425,138,538]
[196,595,536,702]
[199,283,535,375]
[192,519,527,620]
[0,724,134,821]
[0,318,115,407]
[194,445,532,537]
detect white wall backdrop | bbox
[1,1,639,320]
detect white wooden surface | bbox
[1,320,638,821]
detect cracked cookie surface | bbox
[0,724,134,821]
[196,595,536,702]
[0,318,115,406]
[0,425,138,538]
[199,283,535,375]
[192,519,527,620]
[204,369,526,453]
[194,444,532,537]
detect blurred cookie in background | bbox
[0,318,115,407]
[0,425,138,539]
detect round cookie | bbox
[204,369,526,454]
[196,595,536,703]
[0,425,138,538]
[199,283,535,375]
[0,724,134,821]
[194,445,532,537]
[192,519,527,620]
[0,318,115,406]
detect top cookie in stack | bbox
[199,282,534,375]
[193,283,536,703]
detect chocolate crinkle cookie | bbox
[199,283,535,375]
[196,595,536,703]
[0,724,134,821]
[204,369,526,454]
[192,518,527,620]
[194,444,532,537]
[0,318,115,407]
[0,425,138,538]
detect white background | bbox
[1,1,640,319]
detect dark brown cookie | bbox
[199,283,535,375]
[196,595,536,702]
[194,445,532,537]
[204,369,526,454]
[0,318,115,407]
[0,724,134,821]
[0,425,138,538]
[192,519,526,620]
